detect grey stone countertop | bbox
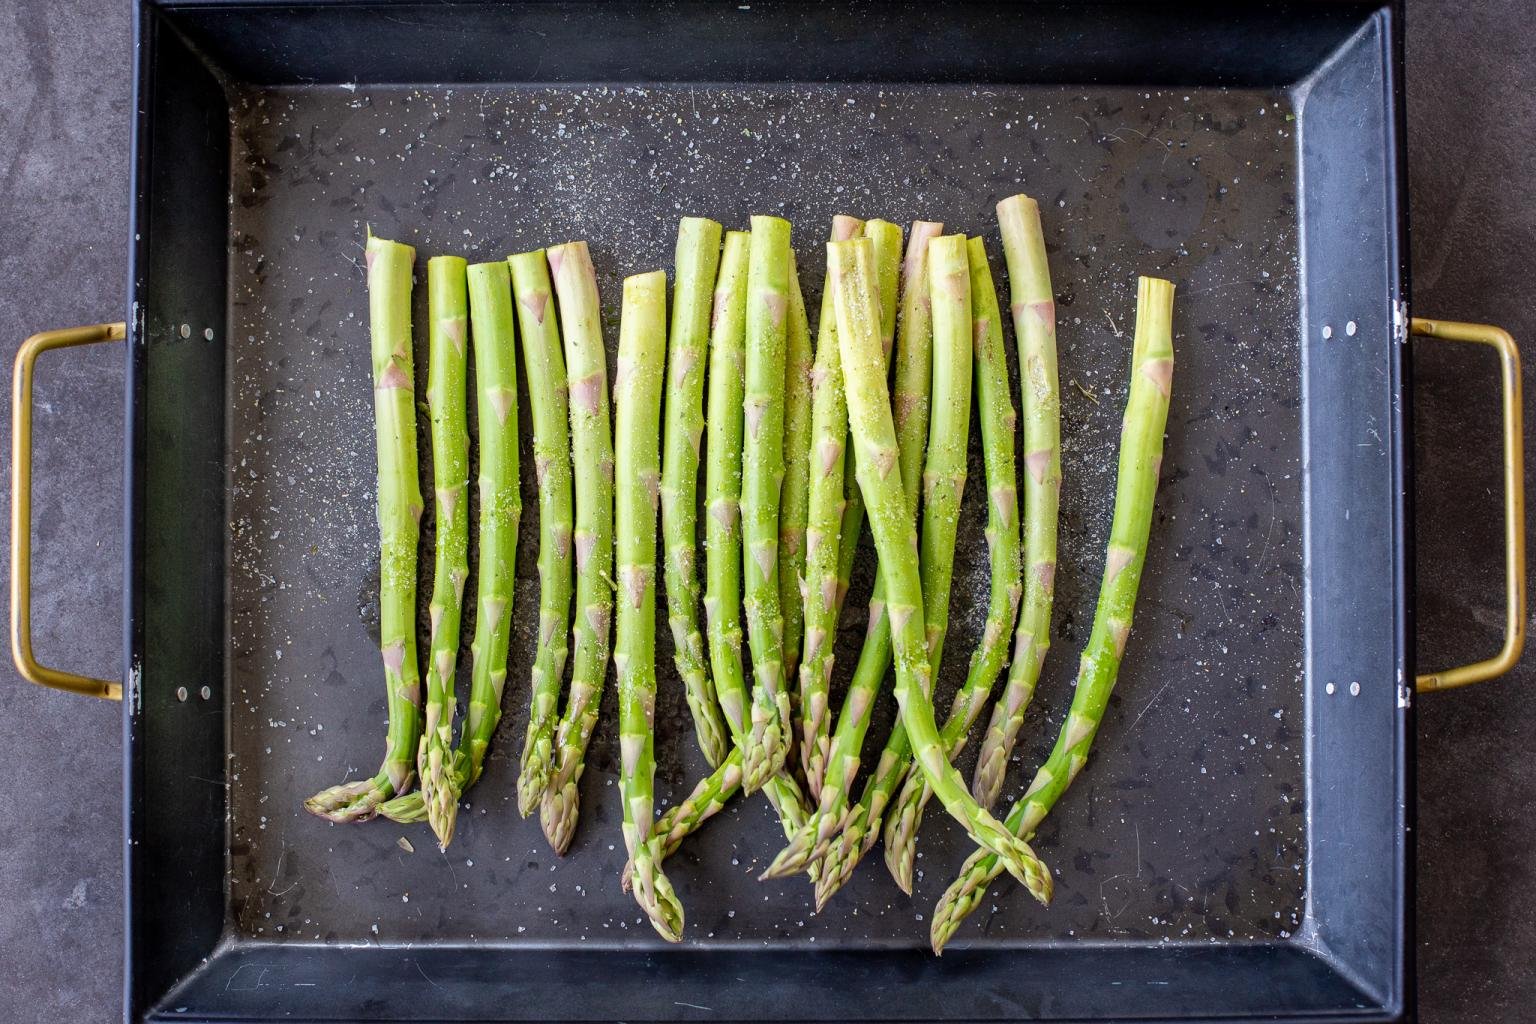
[0,1,1529,1021]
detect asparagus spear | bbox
[739,215,794,793]
[704,230,753,746]
[832,219,906,616]
[812,234,976,904]
[541,241,615,853]
[972,195,1063,809]
[422,259,522,848]
[798,215,865,799]
[883,237,1023,892]
[685,228,808,866]
[931,275,1174,955]
[826,235,1050,905]
[416,257,471,828]
[510,249,574,817]
[661,217,730,769]
[305,233,424,823]
[777,253,815,720]
[612,270,685,941]
[763,219,940,879]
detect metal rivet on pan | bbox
[204,328,215,341]
[1321,325,1332,340]
[200,685,212,700]
[175,686,188,702]
[1349,681,1360,696]
[1346,320,1358,337]
[1324,681,1335,695]
[179,323,191,338]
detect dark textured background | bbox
[0,1,1528,1020]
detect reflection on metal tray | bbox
[118,2,1410,1021]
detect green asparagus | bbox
[510,249,574,817]
[613,270,685,941]
[661,217,730,769]
[832,219,905,616]
[416,256,471,829]
[777,252,814,722]
[704,230,753,746]
[931,275,1174,954]
[305,232,424,823]
[541,241,615,853]
[972,194,1063,809]
[740,215,793,793]
[797,214,865,799]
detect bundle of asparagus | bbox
[307,200,1176,952]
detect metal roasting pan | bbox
[6,1,1528,1021]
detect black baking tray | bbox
[123,1,1411,1021]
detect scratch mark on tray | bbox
[675,1002,714,1012]
[1131,678,1174,731]
[267,846,297,896]
[409,958,443,989]
[1255,474,1276,577]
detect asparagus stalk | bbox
[762,219,940,880]
[416,257,471,827]
[422,260,522,848]
[660,217,730,769]
[305,233,424,823]
[832,219,906,616]
[883,237,1023,892]
[704,230,753,745]
[826,236,1050,905]
[510,249,575,817]
[613,270,685,941]
[739,215,794,793]
[777,253,815,718]
[797,215,865,799]
[931,275,1174,955]
[684,228,807,866]
[812,234,975,904]
[972,195,1063,809]
[541,241,615,853]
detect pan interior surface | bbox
[226,79,1304,949]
